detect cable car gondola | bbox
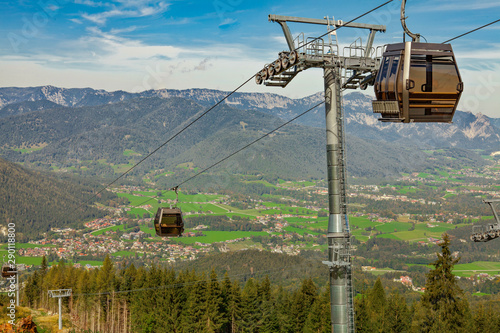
[372,0,463,123]
[1,264,17,278]
[154,207,185,237]
[153,187,184,237]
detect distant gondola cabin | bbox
[373,42,463,123]
[154,207,184,237]
[1,264,16,278]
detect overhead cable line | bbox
[442,18,500,44]
[79,0,396,209]
[133,101,325,208]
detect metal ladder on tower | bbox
[336,76,356,333]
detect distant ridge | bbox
[0,86,498,150]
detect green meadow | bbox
[175,231,268,245]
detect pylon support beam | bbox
[258,15,386,332]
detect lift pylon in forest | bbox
[256,14,386,333]
[48,289,72,330]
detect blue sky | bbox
[0,0,499,117]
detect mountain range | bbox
[1,86,499,151]
[0,86,495,183]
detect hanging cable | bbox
[442,18,500,44]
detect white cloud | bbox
[219,18,237,28]
[110,26,139,34]
[81,1,169,25]
[74,0,108,7]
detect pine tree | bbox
[368,277,386,332]
[181,273,207,333]
[204,269,224,332]
[290,278,317,331]
[241,278,261,332]
[41,255,48,275]
[355,294,374,333]
[384,291,409,333]
[304,287,331,333]
[227,280,243,333]
[412,233,472,332]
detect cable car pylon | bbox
[256,13,386,333]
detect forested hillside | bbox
[0,158,115,241]
[13,240,500,333]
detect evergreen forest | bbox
[3,234,500,332]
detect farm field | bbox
[377,222,458,242]
[175,230,268,245]
[453,261,500,277]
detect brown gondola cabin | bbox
[1,264,16,278]
[154,207,184,237]
[372,42,463,123]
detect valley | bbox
[2,151,499,294]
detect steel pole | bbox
[324,68,347,333]
[16,274,19,306]
[58,297,62,330]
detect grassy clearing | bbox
[261,202,315,215]
[128,208,150,218]
[376,233,401,240]
[177,162,199,172]
[388,222,455,242]
[123,149,141,156]
[11,144,47,154]
[285,217,318,224]
[154,171,174,179]
[111,161,136,173]
[175,231,267,245]
[113,250,137,257]
[159,192,223,203]
[16,256,43,265]
[77,260,103,266]
[396,186,419,194]
[278,179,315,187]
[368,268,399,276]
[284,226,321,236]
[91,224,127,235]
[242,180,278,188]
[417,173,432,178]
[349,216,380,229]
[376,221,412,233]
[140,225,156,237]
[118,192,153,205]
[351,230,370,242]
[1,243,55,249]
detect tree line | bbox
[7,234,500,332]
